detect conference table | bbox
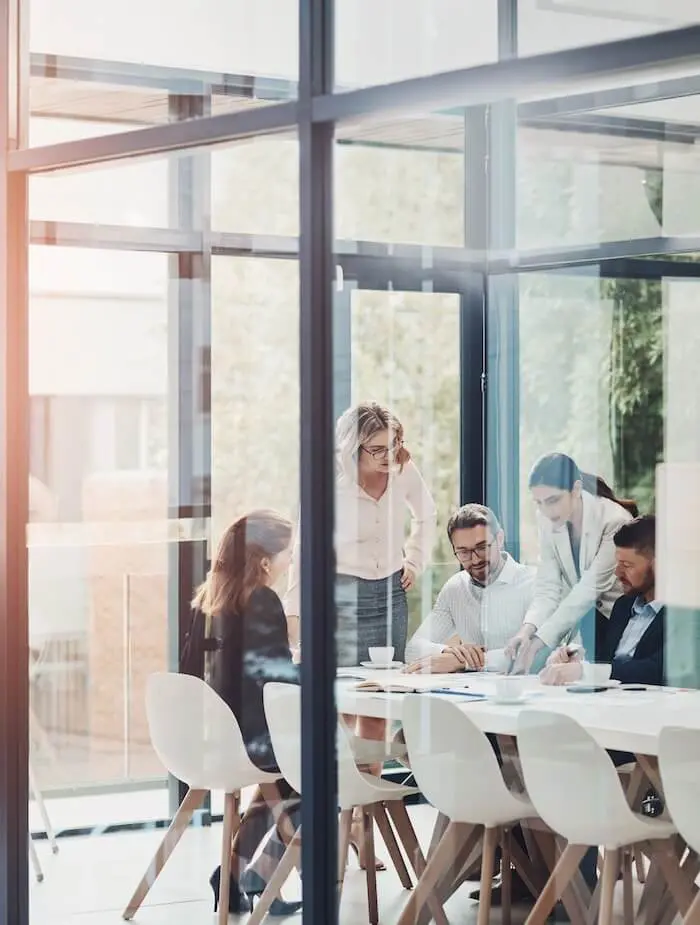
[336,669,700,925]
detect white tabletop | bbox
[336,669,700,756]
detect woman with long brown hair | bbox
[192,509,302,916]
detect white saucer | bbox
[490,695,528,705]
[360,661,404,669]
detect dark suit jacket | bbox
[599,594,665,686]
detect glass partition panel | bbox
[518,0,699,56]
[335,0,498,90]
[26,0,298,145]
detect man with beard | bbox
[405,503,535,674]
[540,515,663,686]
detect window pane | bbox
[335,0,498,89]
[336,114,465,247]
[517,93,700,250]
[518,0,699,56]
[27,0,297,145]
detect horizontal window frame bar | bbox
[9,101,299,174]
[311,26,700,125]
[30,52,298,100]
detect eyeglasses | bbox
[361,441,403,460]
[453,541,495,563]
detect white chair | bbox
[402,694,539,925]
[248,682,446,925]
[122,672,282,925]
[518,710,677,925]
[658,726,700,924]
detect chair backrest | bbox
[517,709,633,846]
[146,672,264,792]
[263,683,303,794]
[263,683,365,806]
[402,695,515,824]
[659,726,700,856]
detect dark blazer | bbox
[600,594,665,686]
[208,585,300,772]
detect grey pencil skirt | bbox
[335,570,408,668]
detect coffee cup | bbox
[484,648,508,673]
[368,646,395,665]
[582,662,612,685]
[495,675,528,702]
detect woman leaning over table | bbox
[285,401,436,864]
[505,452,637,674]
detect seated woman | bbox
[191,509,302,916]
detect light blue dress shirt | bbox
[614,596,661,659]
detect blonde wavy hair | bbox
[335,402,411,478]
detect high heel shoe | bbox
[349,821,387,872]
[239,868,303,917]
[209,865,252,914]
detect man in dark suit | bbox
[540,515,663,686]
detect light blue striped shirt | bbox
[614,596,661,659]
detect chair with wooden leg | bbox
[121,673,282,925]
[247,683,444,925]
[517,710,678,925]
[658,726,700,925]
[401,695,541,925]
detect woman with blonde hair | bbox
[285,401,436,864]
[190,509,302,917]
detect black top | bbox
[600,593,665,686]
[208,585,300,772]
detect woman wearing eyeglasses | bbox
[285,401,436,867]
[286,401,436,669]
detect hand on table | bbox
[400,565,416,591]
[546,645,583,667]
[511,635,545,675]
[504,623,536,663]
[539,660,583,686]
[404,643,484,674]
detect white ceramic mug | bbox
[495,675,528,702]
[368,646,395,665]
[581,662,613,684]
[484,648,508,673]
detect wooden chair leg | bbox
[523,843,586,925]
[362,809,379,925]
[122,786,206,920]
[598,847,620,925]
[218,793,238,925]
[477,827,499,925]
[635,846,647,883]
[385,799,452,925]
[501,828,512,925]
[338,808,353,913]
[622,850,635,925]
[648,838,696,917]
[685,890,700,925]
[247,832,302,925]
[399,821,470,925]
[373,804,412,889]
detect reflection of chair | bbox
[28,643,59,883]
[659,726,700,925]
[123,673,282,925]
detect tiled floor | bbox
[30,803,639,925]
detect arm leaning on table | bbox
[404,574,484,673]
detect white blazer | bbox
[525,491,632,649]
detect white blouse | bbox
[285,460,437,615]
